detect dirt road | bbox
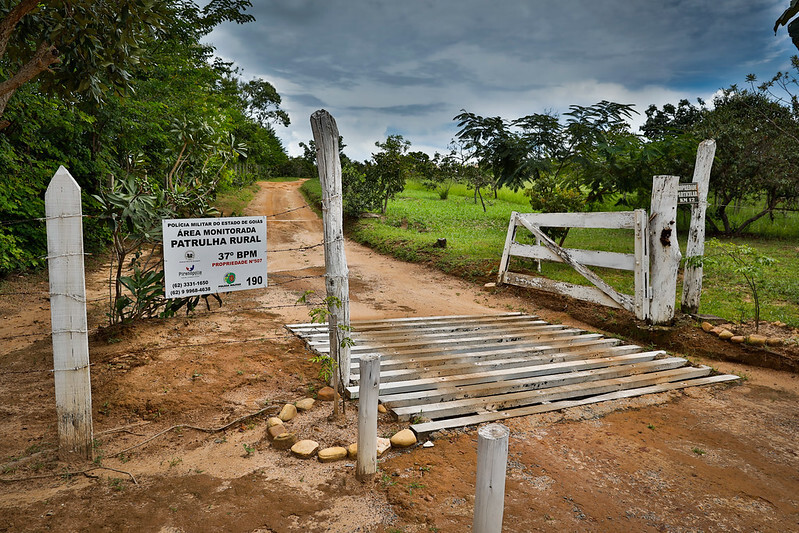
[1,180,797,532]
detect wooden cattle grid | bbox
[287,313,739,437]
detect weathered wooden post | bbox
[649,175,681,325]
[681,140,716,314]
[311,110,351,387]
[45,166,93,460]
[473,423,510,533]
[356,353,380,480]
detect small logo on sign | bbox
[186,265,195,272]
[224,272,236,285]
[185,250,195,261]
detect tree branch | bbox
[0,41,61,117]
[0,0,41,60]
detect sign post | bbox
[162,216,267,298]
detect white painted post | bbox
[45,166,93,460]
[356,353,380,480]
[496,212,518,285]
[473,423,510,533]
[649,175,682,325]
[311,110,351,387]
[681,140,716,314]
[633,209,650,322]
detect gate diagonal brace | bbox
[515,216,634,313]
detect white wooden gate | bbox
[497,209,651,321]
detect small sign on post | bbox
[677,182,700,205]
[162,216,267,298]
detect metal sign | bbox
[162,216,267,298]
[677,182,699,204]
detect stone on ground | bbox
[317,387,336,401]
[718,330,734,340]
[266,417,283,428]
[747,334,767,346]
[296,398,315,411]
[377,404,387,414]
[390,429,417,448]
[318,447,348,463]
[272,433,297,450]
[376,437,391,457]
[731,335,745,344]
[347,443,358,458]
[701,322,714,332]
[291,440,320,459]
[278,403,297,422]
[267,424,288,441]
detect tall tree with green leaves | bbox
[370,134,411,213]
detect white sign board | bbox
[162,216,267,299]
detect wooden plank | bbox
[350,341,635,385]
[501,271,624,310]
[382,358,687,408]
[287,312,525,330]
[633,209,650,321]
[391,366,712,421]
[497,211,518,284]
[516,211,637,230]
[681,140,716,314]
[509,242,636,271]
[346,351,665,398]
[303,320,551,345]
[516,216,635,312]
[410,374,740,435]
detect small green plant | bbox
[109,477,125,492]
[647,423,655,430]
[381,473,396,487]
[191,371,202,381]
[168,457,183,468]
[411,412,426,424]
[692,447,706,456]
[407,482,425,495]
[243,443,255,456]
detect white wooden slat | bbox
[516,211,637,230]
[391,366,712,421]
[346,351,664,399]
[633,209,650,321]
[349,341,633,386]
[382,358,687,408]
[509,242,636,271]
[501,271,625,310]
[287,312,529,332]
[410,374,740,436]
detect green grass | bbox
[347,180,799,327]
[214,183,260,216]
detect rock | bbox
[775,320,786,327]
[318,447,348,463]
[730,335,745,344]
[701,322,714,332]
[377,438,391,457]
[291,440,319,459]
[272,432,297,450]
[718,330,734,340]
[390,429,417,448]
[767,337,783,346]
[317,387,336,401]
[484,282,496,288]
[267,424,288,441]
[747,334,768,346]
[377,404,387,414]
[422,440,434,448]
[278,403,297,422]
[710,326,723,336]
[347,443,358,458]
[296,398,315,411]
[266,417,283,428]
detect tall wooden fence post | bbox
[649,175,681,325]
[473,423,509,533]
[681,140,716,314]
[45,166,93,460]
[356,353,380,480]
[311,110,351,387]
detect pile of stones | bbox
[263,386,418,462]
[701,321,784,347]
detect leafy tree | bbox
[370,134,411,213]
[775,1,799,50]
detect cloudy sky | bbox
[207,0,795,161]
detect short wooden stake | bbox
[45,166,93,460]
[311,110,351,386]
[681,140,716,314]
[649,175,681,325]
[356,353,381,480]
[473,423,510,533]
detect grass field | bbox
[313,179,799,327]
